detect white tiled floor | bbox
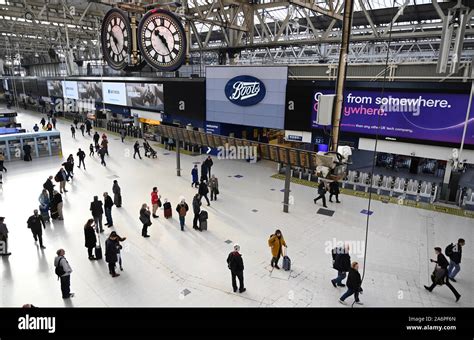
[1,107,472,307]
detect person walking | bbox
[77,148,86,170]
[331,244,351,288]
[199,179,210,206]
[329,180,341,203]
[139,204,152,238]
[314,179,328,208]
[133,141,142,159]
[200,162,208,183]
[424,247,461,302]
[151,187,160,218]
[98,146,107,167]
[38,189,51,222]
[120,129,126,143]
[339,262,364,305]
[227,244,246,293]
[0,152,7,172]
[70,125,76,139]
[90,196,104,233]
[446,239,466,282]
[176,199,189,231]
[54,249,74,298]
[27,210,46,249]
[268,230,287,269]
[84,219,97,260]
[93,131,100,146]
[79,123,85,137]
[112,180,122,208]
[40,117,46,128]
[203,156,213,178]
[209,175,219,201]
[105,232,120,277]
[51,117,57,129]
[89,144,94,157]
[62,157,74,181]
[55,167,68,193]
[46,122,53,131]
[43,176,55,200]
[51,190,64,220]
[85,120,92,136]
[192,193,201,230]
[103,192,114,228]
[73,118,78,129]
[191,165,199,188]
[101,137,109,156]
[0,216,11,256]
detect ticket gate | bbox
[0,131,62,161]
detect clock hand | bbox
[154,30,170,53]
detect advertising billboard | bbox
[47,80,63,97]
[102,82,127,106]
[78,81,103,102]
[311,89,474,145]
[62,81,79,99]
[206,66,288,129]
[126,83,164,111]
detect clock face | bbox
[101,9,131,70]
[138,9,186,72]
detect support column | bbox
[441,161,453,201]
[176,137,181,176]
[283,149,291,213]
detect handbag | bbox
[157,198,162,208]
[431,265,446,286]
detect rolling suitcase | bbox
[199,220,208,231]
[282,248,291,271]
[199,210,208,231]
[164,208,172,219]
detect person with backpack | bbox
[54,249,74,299]
[103,192,114,228]
[314,179,328,208]
[199,179,210,206]
[27,210,46,249]
[33,123,39,132]
[55,167,68,194]
[191,165,199,188]
[139,203,152,238]
[90,196,104,233]
[105,232,121,277]
[112,180,122,208]
[329,180,341,203]
[227,244,246,293]
[77,148,86,170]
[176,199,189,231]
[268,230,287,269]
[151,187,160,218]
[424,247,461,302]
[192,194,201,230]
[446,239,465,282]
[339,262,363,305]
[84,219,97,260]
[331,244,351,287]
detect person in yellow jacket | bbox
[268,229,287,269]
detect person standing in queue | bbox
[112,180,122,208]
[38,189,51,222]
[151,187,160,218]
[192,193,201,230]
[84,219,97,260]
[268,230,287,269]
[176,199,189,231]
[50,190,64,220]
[105,232,120,277]
[103,192,114,228]
[90,196,104,233]
[139,203,152,238]
[227,244,246,293]
[27,210,46,249]
[314,179,328,208]
[424,247,461,302]
[43,176,55,199]
[54,249,74,299]
[209,175,219,201]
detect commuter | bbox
[101,133,107,140]
[209,175,219,201]
[339,262,363,305]
[79,124,85,136]
[198,179,210,206]
[40,117,46,127]
[314,179,328,208]
[167,138,174,151]
[43,176,55,199]
[90,196,104,233]
[0,216,11,256]
[98,146,107,166]
[133,141,142,159]
[151,187,160,218]
[85,120,92,136]
[112,180,122,208]
[103,192,114,228]
[0,152,7,172]
[139,203,152,238]
[77,148,86,170]
[46,122,52,131]
[54,249,74,298]
[191,165,199,188]
[176,199,189,231]
[73,118,78,129]
[200,163,208,183]
[143,139,150,157]
[446,239,466,282]
[38,189,51,222]
[89,144,95,157]
[66,153,75,174]
[62,158,74,181]
[27,210,46,249]
[192,193,201,230]
[105,232,120,277]
[115,233,126,271]
[424,247,461,302]
[163,198,172,219]
[50,190,64,220]
[23,144,32,161]
[33,124,39,132]
[331,244,351,288]
[101,137,109,156]
[55,167,68,193]
[51,117,57,129]
[120,129,126,143]
[84,219,97,260]
[203,156,213,178]
[93,131,100,146]
[329,180,341,203]
[227,244,246,293]
[268,230,287,269]
[70,125,76,139]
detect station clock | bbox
[101,8,131,70]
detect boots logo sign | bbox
[225,75,266,106]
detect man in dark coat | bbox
[98,147,106,167]
[192,194,201,230]
[105,232,120,277]
[93,131,100,146]
[90,196,104,233]
[43,176,55,199]
[329,180,341,203]
[314,179,328,208]
[84,220,97,260]
[112,180,122,208]
[71,125,76,138]
[133,141,142,159]
[200,163,208,183]
[447,238,465,282]
[77,148,86,170]
[85,120,92,136]
[191,165,199,188]
[339,262,363,305]
[27,210,46,249]
[103,192,114,227]
[227,244,246,293]
[203,156,213,178]
[331,244,351,288]
[23,144,32,161]
[424,247,461,302]
[198,179,210,206]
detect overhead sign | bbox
[284,130,312,143]
[102,82,127,106]
[225,75,266,106]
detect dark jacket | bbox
[176,203,189,216]
[77,150,86,160]
[84,226,97,248]
[90,199,103,216]
[27,214,45,233]
[62,161,73,172]
[204,158,213,169]
[434,253,449,269]
[105,238,118,263]
[447,243,462,264]
[200,164,208,178]
[333,247,351,272]
[191,168,198,182]
[163,202,171,210]
[227,251,244,272]
[52,192,63,205]
[93,133,100,143]
[346,267,362,291]
[192,196,201,214]
[329,181,340,194]
[104,196,114,209]
[140,208,151,225]
[134,142,140,151]
[112,183,121,196]
[43,179,54,193]
[198,182,209,195]
[318,182,327,195]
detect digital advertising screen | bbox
[102,82,127,106]
[62,80,79,99]
[47,80,63,97]
[78,81,103,102]
[311,89,474,145]
[126,83,164,111]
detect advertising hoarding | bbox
[78,81,103,102]
[47,80,63,97]
[62,81,79,99]
[126,83,164,111]
[102,82,127,106]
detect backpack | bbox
[445,243,454,257]
[55,257,65,278]
[54,172,61,182]
[179,205,187,217]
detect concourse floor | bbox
[0,107,472,307]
